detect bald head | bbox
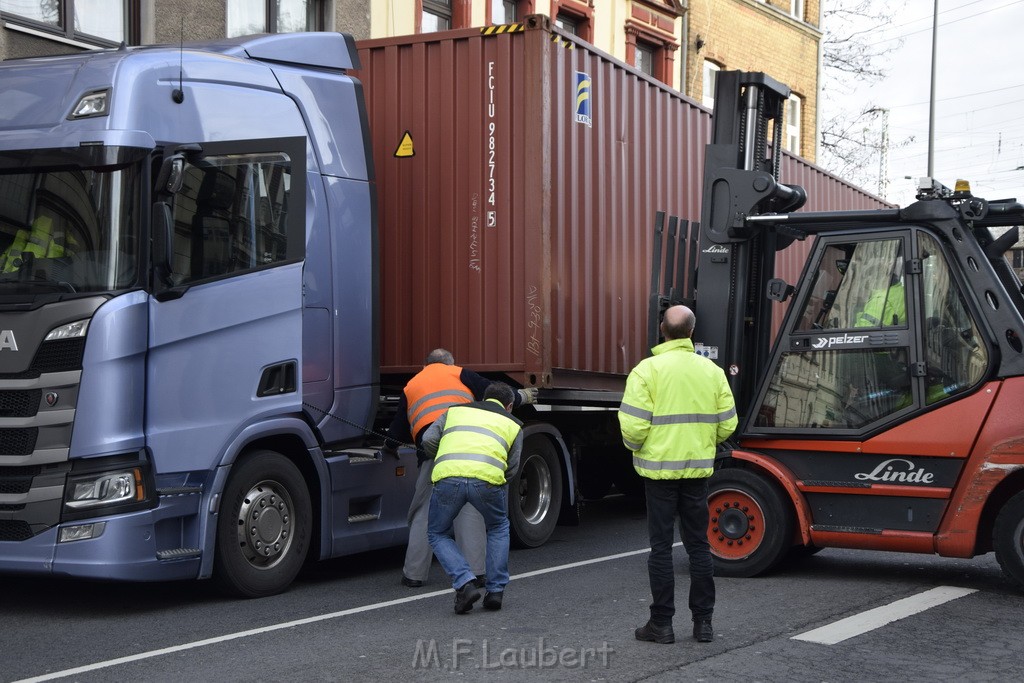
[660,305,695,341]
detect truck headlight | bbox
[45,319,90,341]
[65,468,144,510]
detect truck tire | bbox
[994,490,1024,590]
[214,450,311,598]
[707,468,793,577]
[509,435,563,548]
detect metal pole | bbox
[879,109,890,199]
[927,0,939,177]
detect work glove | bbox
[518,387,539,405]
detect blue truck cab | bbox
[0,32,414,596]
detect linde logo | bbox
[0,330,18,351]
[702,245,729,254]
[811,332,868,349]
[854,458,935,484]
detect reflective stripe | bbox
[441,424,510,450]
[435,452,508,471]
[618,402,653,421]
[623,437,642,451]
[408,389,473,426]
[632,455,716,471]
[858,313,880,326]
[650,407,737,426]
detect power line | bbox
[862,0,1023,47]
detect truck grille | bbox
[0,428,38,455]
[0,338,86,380]
[0,389,41,418]
[0,520,33,542]
[0,465,39,494]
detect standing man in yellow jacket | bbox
[423,382,523,614]
[619,305,737,644]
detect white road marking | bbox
[13,543,677,683]
[791,585,978,645]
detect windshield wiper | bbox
[0,273,76,293]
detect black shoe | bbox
[401,575,424,588]
[634,620,675,644]
[693,618,713,643]
[474,575,486,589]
[483,592,503,611]
[454,582,484,614]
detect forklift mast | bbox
[694,71,808,415]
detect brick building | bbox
[0,0,820,160]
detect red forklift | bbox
[664,71,1024,590]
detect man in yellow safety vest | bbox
[619,305,737,644]
[423,382,523,614]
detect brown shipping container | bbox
[355,16,889,392]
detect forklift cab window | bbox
[795,239,905,331]
[919,231,986,403]
[755,231,988,432]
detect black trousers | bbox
[644,477,715,625]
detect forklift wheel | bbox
[707,468,794,577]
[994,490,1024,591]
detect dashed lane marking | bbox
[791,585,978,645]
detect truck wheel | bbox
[994,490,1024,590]
[509,435,563,548]
[214,450,311,598]
[707,468,793,577]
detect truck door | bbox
[744,227,990,535]
[147,140,306,475]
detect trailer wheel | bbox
[707,468,793,577]
[214,450,311,598]
[994,490,1024,590]
[509,435,563,548]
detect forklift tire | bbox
[993,490,1024,590]
[707,468,794,577]
[213,450,312,598]
[509,434,563,548]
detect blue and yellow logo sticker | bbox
[574,71,592,127]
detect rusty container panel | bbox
[355,17,889,390]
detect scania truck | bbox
[0,21,883,597]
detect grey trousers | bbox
[403,457,486,581]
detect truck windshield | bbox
[0,163,139,294]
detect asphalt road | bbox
[3,494,1022,683]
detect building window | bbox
[702,60,720,109]
[490,0,517,24]
[0,0,136,45]
[624,19,678,86]
[555,12,578,35]
[791,0,805,21]
[422,0,452,31]
[785,93,802,155]
[227,0,324,37]
[635,40,656,77]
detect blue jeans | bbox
[427,477,510,593]
[644,477,715,625]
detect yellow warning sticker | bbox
[394,131,415,158]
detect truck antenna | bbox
[172,18,185,103]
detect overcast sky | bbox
[825,0,1024,206]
